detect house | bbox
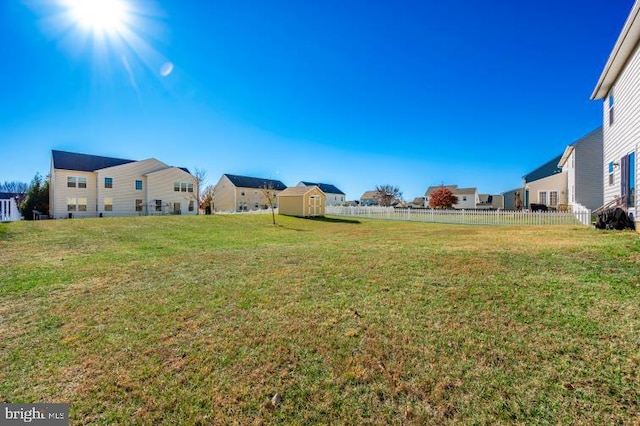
[0,192,22,222]
[522,154,567,210]
[425,185,478,209]
[502,188,525,210]
[591,1,639,222]
[360,190,380,206]
[476,194,504,209]
[557,128,604,211]
[49,150,198,219]
[213,174,287,212]
[452,187,479,209]
[278,186,326,217]
[297,181,345,205]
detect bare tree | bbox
[1,181,28,195]
[191,168,207,214]
[201,184,216,214]
[375,184,402,207]
[260,182,278,225]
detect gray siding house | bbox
[558,128,603,211]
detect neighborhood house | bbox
[213,174,287,212]
[49,150,198,219]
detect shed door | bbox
[309,195,321,216]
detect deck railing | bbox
[326,206,592,226]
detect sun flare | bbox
[65,0,128,34]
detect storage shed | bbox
[277,186,326,217]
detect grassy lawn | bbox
[1,215,639,424]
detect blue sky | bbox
[0,0,634,200]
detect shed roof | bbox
[522,155,563,183]
[299,181,345,195]
[279,186,325,197]
[224,174,287,190]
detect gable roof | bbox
[360,190,378,199]
[52,150,136,172]
[592,2,640,100]
[299,181,345,195]
[425,185,458,197]
[279,186,325,197]
[522,154,563,183]
[452,187,477,195]
[224,174,287,190]
[558,127,603,167]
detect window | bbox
[78,177,87,188]
[135,180,143,190]
[77,197,87,211]
[189,201,194,211]
[67,177,76,188]
[188,183,194,193]
[174,182,180,192]
[104,197,113,212]
[462,196,467,202]
[135,199,143,212]
[608,88,615,126]
[609,161,615,186]
[539,191,548,205]
[241,191,245,196]
[155,200,162,212]
[549,191,558,207]
[104,177,113,189]
[181,182,187,192]
[67,197,77,211]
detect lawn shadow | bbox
[306,216,361,224]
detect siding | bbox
[213,175,236,212]
[50,170,97,218]
[146,167,198,215]
[602,40,640,217]
[96,159,168,217]
[574,129,604,210]
[525,171,568,207]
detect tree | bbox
[375,184,402,207]
[201,184,216,214]
[0,181,28,194]
[260,182,278,225]
[193,168,207,214]
[428,186,458,209]
[19,173,49,220]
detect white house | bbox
[297,181,345,206]
[50,150,198,219]
[0,193,22,222]
[425,185,478,209]
[557,128,603,212]
[591,1,639,222]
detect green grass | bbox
[1,215,639,424]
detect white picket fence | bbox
[0,198,21,222]
[326,206,592,226]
